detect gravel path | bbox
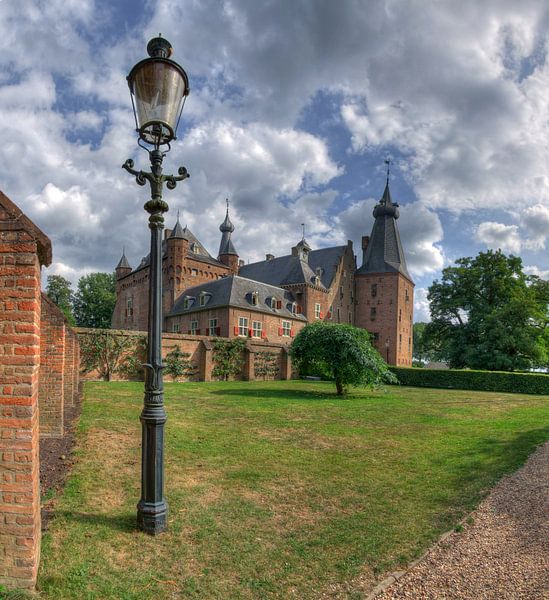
[375,441,549,600]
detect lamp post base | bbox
[137,500,168,535]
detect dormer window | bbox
[190,242,197,253]
[269,297,276,310]
[183,296,194,310]
[251,291,259,306]
[199,292,210,307]
[291,302,297,314]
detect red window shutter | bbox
[319,312,324,319]
[327,311,332,319]
[276,300,282,309]
[290,328,295,337]
[248,328,253,337]
[196,329,201,335]
[216,326,221,335]
[234,326,239,336]
[278,327,283,336]
[261,331,267,339]
[206,328,210,335]
[297,304,302,313]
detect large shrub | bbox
[290,322,396,395]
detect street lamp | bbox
[122,35,190,535]
[385,338,390,364]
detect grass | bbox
[35,380,549,599]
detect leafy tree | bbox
[412,322,445,365]
[46,274,75,325]
[73,272,116,329]
[79,330,136,381]
[164,345,197,381]
[254,351,279,380]
[427,250,548,371]
[118,335,147,381]
[290,322,396,396]
[211,338,246,381]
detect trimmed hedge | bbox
[390,366,549,395]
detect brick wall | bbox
[76,328,295,383]
[0,191,51,590]
[39,295,65,437]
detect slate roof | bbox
[218,207,238,256]
[168,275,307,319]
[356,182,413,282]
[238,245,347,289]
[116,250,131,269]
[122,220,226,279]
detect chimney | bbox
[266,253,274,261]
[362,236,369,251]
[238,259,245,268]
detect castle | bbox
[112,178,414,366]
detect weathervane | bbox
[384,158,391,184]
[301,223,306,240]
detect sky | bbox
[1,0,548,322]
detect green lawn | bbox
[36,381,548,599]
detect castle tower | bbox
[165,213,189,314]
[218,199,239,274]
[354,172,414,365]
[115,249,132,281]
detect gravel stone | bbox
[376,442,549,600]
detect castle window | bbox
[199,293,210,307]
[251,291,259,306]
[252,321,262,338]
[209,318,218,336]
[337,308,340,323]
[126,298,133,317]
[399,334,402,349]
[371,284,377,298]
[191,269,198,277]
[405,289,409,302]
[238,317,248,337]
[370,307,376,320]
[172,322,180,333]
[269,297,276,309]
[408,336,411,349]
[315,303,321,319]
[373,332,379,343]
[399,309,402,322]
[291,302,298,314]
[190,320,198,335]
[281,320,291,337]
[348,312,352,323]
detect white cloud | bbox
[524,265,549,279]
[475,221,522,254]
[413,288,431,323]
[520,203,549,249]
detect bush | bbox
[164,346,197,381]
[212,338,246,381]
[390,366,549,395]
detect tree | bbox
[290,322,396,396]
[412,322,445,365]
[79,330,136,381]
[164,346,197,381]
[211,338,246,381]
[254,351,280,380]
[46,274,75,325]
[73,272,116,329]
[427,250,548,371]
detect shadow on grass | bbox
[208,386,367,401]
[56,510,136,533]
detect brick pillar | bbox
[201,340,213,382]
[63,330,75,408]
[243,344,255,381]
[39,295,65,437]
[0,191,51,590]
[280,348,292,380]
[72,333,80,403]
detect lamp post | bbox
[385,338,390,364]
[122,35,190,535]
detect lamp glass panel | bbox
[132,61,187,143]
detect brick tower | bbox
[217,199,239,274]
[354,175,414,365]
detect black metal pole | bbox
[123,150,189,535]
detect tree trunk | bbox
[335,380,345,396]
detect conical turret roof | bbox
[116,249,131,270]
[357,180,412,282]
[218,201,238,257]
[170,213,186,239]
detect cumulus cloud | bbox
[475,221,522,254]
[413,288,431,323]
